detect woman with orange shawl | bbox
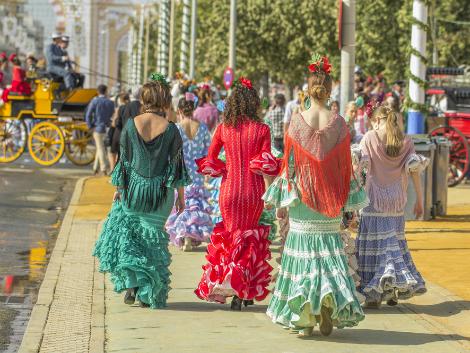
[264,55,367,337]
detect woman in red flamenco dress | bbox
[1,54,32,103]
[195,77,280,310]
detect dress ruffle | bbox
[258,209,278,241]
[93,202,172,309]
[267,232,365,329]
[344,179,369,211]
[249,151,281,176]
[195,157,226,177]
[195,222,273,303]
[357,207,427,302]
[406,153,429,174]
[166,185,213,247]
[262,176,300,209]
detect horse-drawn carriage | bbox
[0,78,97,166]
[426,67,470,186]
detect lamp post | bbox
[407,0,428,134]
[189,0,197,79]
[229,0,236,72]
[339,0,355,116]
[180,0,190,73]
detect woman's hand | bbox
[276,207,287,220]
[175,195,185,215]
[414,199,424,219]
[113,191,121,202]
[264,202,273,210]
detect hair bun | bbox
[309,85,329,102]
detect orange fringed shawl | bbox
[282,113,352,218]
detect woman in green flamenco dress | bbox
[263,55,367,336]
[93,75,190,308]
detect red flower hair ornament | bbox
[238,77,253,90]
[308,54,332,75]
[8,53,17,62]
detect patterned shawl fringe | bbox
[282,132,352,218]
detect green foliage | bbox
[144,0,469,88]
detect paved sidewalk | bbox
[18,178,470,353]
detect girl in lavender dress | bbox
[356,106,428,307]
[166,94,213,251]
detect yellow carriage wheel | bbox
[64,124,95,166]
[28,122,65,166]
[0,119,27,163]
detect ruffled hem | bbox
[196,156,226,177]
[195,222,273,303]
[267,230,364,329]
[166,185,213,247]
[357,212,427,302]
[262,176,300,208]
[406,153,429,174]
[249,151,281,176]
[93,202,172,309]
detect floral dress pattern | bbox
[166,123,214,246]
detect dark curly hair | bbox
[223,85,261,127]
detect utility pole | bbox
[229,0,236,71]
[127,25,134,86]
[168,0,176,77]
[339,0,355,116]
[189,0,197,79]
[407,0,428,134]
[157,0,170,76]
[180,0,190,74]
[143,5,151,81]
[136,3,145,85]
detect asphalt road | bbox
[0,155,91,353]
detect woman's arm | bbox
[175,186,185,214]
[411,171,424,219]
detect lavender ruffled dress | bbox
[166,123,213,247]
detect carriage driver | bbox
[45,33,81,90]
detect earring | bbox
[304,96,311,110]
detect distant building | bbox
[41,0,147,90]
[0,0,44,56]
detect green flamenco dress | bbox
[264,112,368,331]
[264,176,368,329]
[93,120,190,309]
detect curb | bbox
[18,177,93,353]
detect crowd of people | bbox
[90,54,429,339]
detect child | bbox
[356,106,428,308]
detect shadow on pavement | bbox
[299,328,470,345]
[164,301,268,312]
[363,301,470,317]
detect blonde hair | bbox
[373,106,404,157]
[307,71,332,103]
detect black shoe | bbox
[387,298,398,306]
[230,296,242,311]
[139,301,150,308]
[243,300,254,307]
[124,288,136,305]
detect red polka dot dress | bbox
[195,120,280,303]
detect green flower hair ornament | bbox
[149,72,170,87]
